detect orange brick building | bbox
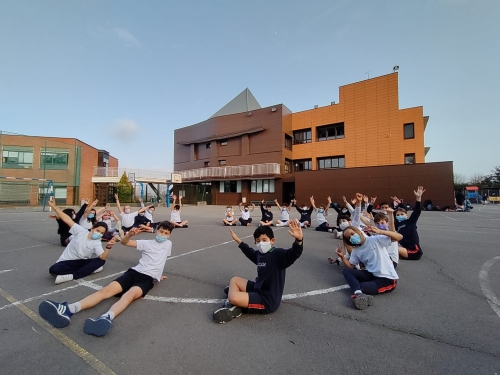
[173,73,454,207]
[0,133,118,205]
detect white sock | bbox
[354,290,362,295]
[102,311,115,320]
[68,302,81,314]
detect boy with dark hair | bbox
[47,199,119,285]
[170,194,189,228]
[311,196,333,232]
[259,199,274,226]
[394,186,425,260]
[238,202,255,226]
[213,220,304,323]
[114,193,149,235]
[292,197,314,228]
[39,221,175,337]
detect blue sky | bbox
[0,0,498,178]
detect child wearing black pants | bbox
[395,186,425,260]
[213,221,304,323]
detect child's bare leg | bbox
[231,219,238,225]
[398,247,409,259]
[78,281,123,310]
[107,286,143,318]
[171,221,183,227]
[181,220,188,226]
[223,219,229,225]
[228,276,250,307]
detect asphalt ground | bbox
[0,204,499,375]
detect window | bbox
[293,129,312,144]
[206,142,211,149]
[250,179,275,193]
[294,159,312,171]
[219,160,226,165]
[220,139,228,146]
[204,161,210,167]
[40,148,69,170]
[284,159,291,173]
[219,181,241,193]
[404,123,414,139]
[405,153,415,164]
[317,156,345,170]
[316,123,344,141]
[2,146,34,169]
[285,134,292,150]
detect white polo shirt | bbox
[132,239,172,281]
[170,210,181,222]
[79,216,93,230]
[120,211,138,227]
[349,235,398,280]
[241,210,251,220]
[57,224,103,262]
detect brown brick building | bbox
[0,133,118,205]
[173,73,453,207]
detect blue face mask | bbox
[350,233,362,245]
[91,232,102,240]
[396,215,406,222]
[156,234,168,243]
[88,214,95,219]
[318,209,324,214]
[376,223,388,230]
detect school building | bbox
[0,133,118,205]
[172,73,455,208]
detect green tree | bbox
[116,172,134,203]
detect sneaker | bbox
[55,274,74,285]
[223,286,229,296]
[213,305,243,324]
[351,293,374,310]
[182,224,188,228]
[38,300,73,328]
[92,266,104,274]
[328,228,333,233]
[83,316,113,337]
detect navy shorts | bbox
[244,280,270,314]
[405,244,423,260]
[114,268,155,297]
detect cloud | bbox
[113,28,143,48]
[113,119,139,142]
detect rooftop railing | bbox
[92,167,172,180]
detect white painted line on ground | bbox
[479,256,500,319]
[282,284,350,300]
[145,296,225,304]
[439,214,458,222]
[0,243,49,254]
[0,269,16,274]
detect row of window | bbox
[291,122,416,146]
[289,156,345,171]
[1,146,69,169]
[219,179,275,194]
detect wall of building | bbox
[293,161,454,209]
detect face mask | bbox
[88,213,95,219]
[148,209,153,214]
[318,209,324,214]
[102,216,110,220]
[139,213,144,216]
[227,208,231,212]
[339,222,349,230]
[376,223,389,230]
[124,209,131,214]
[350,233,361,245]
[342,209,347,214]
[72,214,76,220]
[156,234,168,243]
[302,206,307,210]
[396,215,406,222]
[257,241,273,253]
[91,232,103,240]
[244,208,248,211]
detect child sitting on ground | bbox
[98,209,121,241]
[39,221,175,337]
[46,199,119,285]
[259,200,274,226]
[238,202,255,226]
[79,200,106,231]
[311,196,333,232]
[223,205,238,226]
[51,200,88,246]
[115,194,149,235]
[212,220,304,323]
[274,199,291,227]
[292,197,314,228]
[170,194,189,228]
[395,186,425,260]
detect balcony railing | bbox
[93,163,281,182]
[178,163,280,181]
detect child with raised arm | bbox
[311,196,333,232]
[238,202,255,226]
[115,193,148,235]
[259,199,274,226]
[98,208,121,241]
[39,221,175,337]
[212,220,304,323]
[337,221,402,310]
[46,199,119,285]
[170,194,188,228]
[79,199,106,230]
[274,199,291,227]
[223,205,238,226]
[395,186,425,260]
[293,197,314,228]
[51,200,88,246]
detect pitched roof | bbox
[210,88,261,118]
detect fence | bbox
[177,163,280,181]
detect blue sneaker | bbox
[38,300,73,328]
[83,316,113,337]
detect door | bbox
[283,182,295,204]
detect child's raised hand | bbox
[327,196,332,203]
[228,228,241,244]
[414,186,425,197]
[128,228,141,236]
[367,225,381,234]
[92,199,98,206]
[105,203,110,209]
[355,193,363,202]
[351,198,357,205]
[390,196,401,204]
[335,245,343,257]
[138,197,143,203]
[288,219,303,241]
[363,195,369,204]
[385,207,394,214]
[114,194,119,200]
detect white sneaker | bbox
[55,274,74,285]
[93,266,104,274]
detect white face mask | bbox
[124,208,131,214]
[339,222,349,230]
[257,241,273,254]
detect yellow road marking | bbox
[0,287,118,375]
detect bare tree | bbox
[469,173,484,185]
[454,173,467,185]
